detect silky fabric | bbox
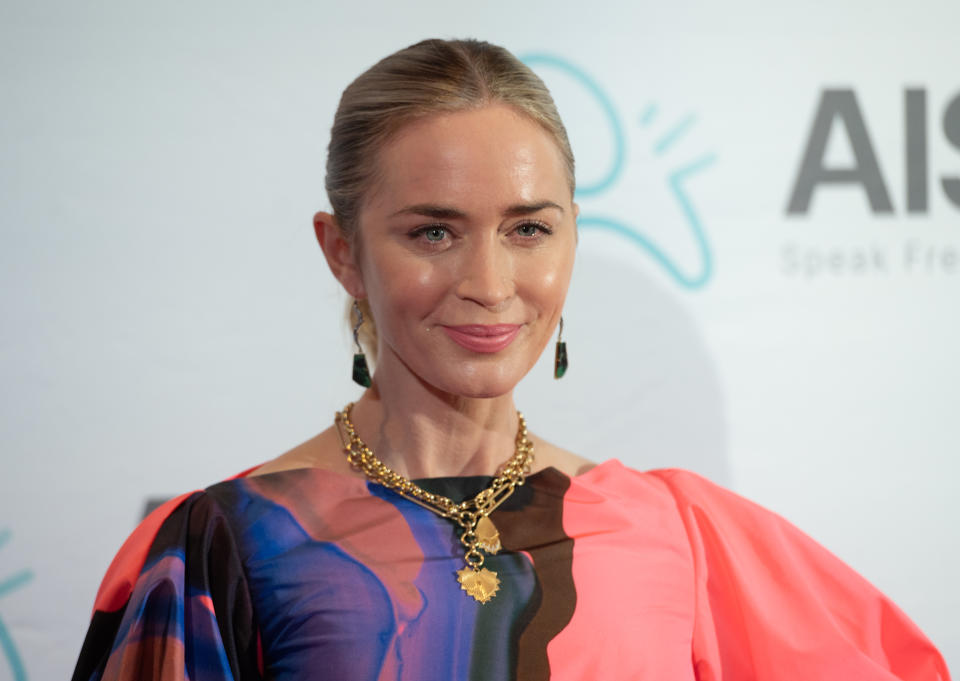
[73,460,950,680]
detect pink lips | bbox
[441,324,521,353]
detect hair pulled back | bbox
[325,38,575,360]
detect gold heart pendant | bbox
[457,566,500,603]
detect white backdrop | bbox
[1,1,957,678]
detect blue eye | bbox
[423,226,447,242]
[515,222,549,237]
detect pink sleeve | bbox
[650,469,950,681]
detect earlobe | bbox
[313,211,366,299]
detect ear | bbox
[313,211,366,299]
[572,202,580,245]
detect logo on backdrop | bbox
[0,528,32,681]
[523,55,717,290]
[783,88,960,279]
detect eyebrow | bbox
[390,200,564,219]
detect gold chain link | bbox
[335,402,534,576]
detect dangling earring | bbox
[554,316,568,379]
[351,300,372,388]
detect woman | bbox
[73,38,950,680]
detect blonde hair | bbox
[326,38,575,361]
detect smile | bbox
[440,325,521,353]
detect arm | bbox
[72,492,261,681]
[650,469,950,681]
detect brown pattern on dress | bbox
[494,468,575,681]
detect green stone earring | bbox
[554,316,568,379]
[351,300,372,388]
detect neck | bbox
[346,363,522,480]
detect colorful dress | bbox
[72,460,950,680]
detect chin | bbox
[431,365,526,400]
[457,385,515,400]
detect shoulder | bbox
[636,467,863,594]
[644,467,749,506]
[563,461,721,501]
[93,464,268,616]
[527,432,599,478]
[566,465,951,677]
[642,467,801,535]
[92,489,210,613]
[598,466,765,512]
[79,485,264,679]
[612,466,801,542]
[571,464,794,542]
[247,424,359,479]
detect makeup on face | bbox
[440,325,522,353]
[354,104,576,398]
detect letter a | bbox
[786,89,894,214]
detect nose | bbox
[455,235,514,310]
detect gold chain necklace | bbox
[335,402,534,604]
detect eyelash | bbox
[409,221,553,244]
[514,220,553,238]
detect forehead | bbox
[364,104,570,215]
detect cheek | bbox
[363,251,449,326]
[536,268,564,290]
[528,247,575,304]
